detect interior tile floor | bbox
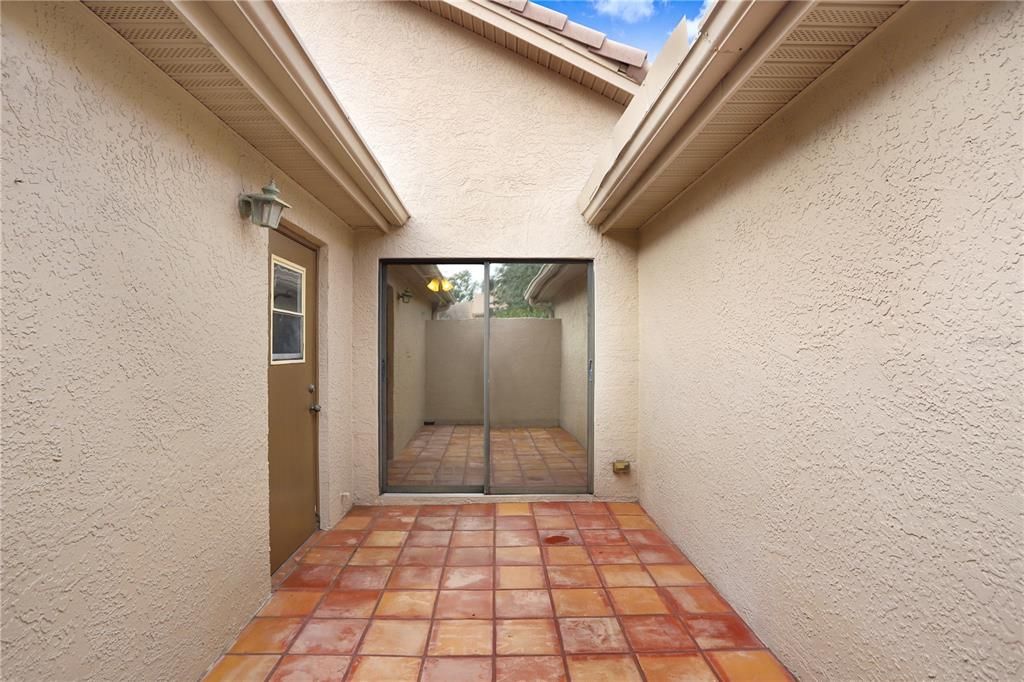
[205,502,794,682]
[387,426,588,489]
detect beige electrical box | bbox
[612,460,631,474]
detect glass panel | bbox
[489,262,589,492]
[273,262,302,313]
[272,311,303,361]
[384,263,486,490]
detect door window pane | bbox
[271,258,305,363]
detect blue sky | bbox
[534,0,709,61]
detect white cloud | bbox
[591,0,655,24]
[682,0,713,44]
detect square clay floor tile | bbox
[496,618,561,655]
[607,502,644,515]
[616,515,657,530]
[280,564,340,589]
[229,618,304,653]
[637,653,718,682]
[638,546,689,564]
[538,529,583,545]
[452,530,494,547]
[598,564,654,587]
[706,650,794,681]
[495,546,542,565]
[623,529,672,546]
[459,504,495,516]
[535,514,576,530]
[448,547,494,566]
[608,587,672,615]
[204,655,279,682]
[455,516,495,530]
[415,516,456,530]
[621,615,697,651]
[270,654,351,681]
[547,565,602,588]
[335,566,391,590]
[569,502,606,514]
[496,565,547,589]
[662,585,732,614]
[543,546,591,565]
[407,530,452,547]
[495,589,554,618]
[288,619,366,655]
[374,590,437,618]
[421,657,493,682]
[258,590,323,617]
[552,588,614,617]
[497,502,531,516]
[349,548,400,566]
[589,546,640,564]
[685,614,762,649]
[574,515,617,529]
[442,566,494,590]
[348,656,422,682]
[496,530,540,546]
[581,528,626,544]
[495,516,536,529]
[371,517,415,530]
[647,564,707,586]
[359,619,430,655]
[386,566,442,589]
[317,530,365,547]
[421,505,461,516]
[314,590,379,618]
[565,654,642,682]
[300,547,353,565]
[398,546,448,566]
[532,501,572,515]
[557,617,629,654]
[335,516,372,530]
[428,619,494,656]
[436,589,494,618]
[496,656,566,682]
[363,530,408,547]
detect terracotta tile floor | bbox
[206,502,794,682]
[386,426,588,489]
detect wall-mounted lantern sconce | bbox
[427,277,453,293]
[239,180,291,229]
[397,289,413,303]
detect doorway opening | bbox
[379,260,594,494]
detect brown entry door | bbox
[268,230,319,572]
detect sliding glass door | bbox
[380,260,592,494]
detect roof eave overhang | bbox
[580,0,907,233]
[579,0,794,230]
[418,0,640,104]
[169,1,409,232]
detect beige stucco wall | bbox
[282,0,640,501]
[387,273,432,453]
[553,274,590,448]
[423,318,562,427]
[1,3,355,679]
[637,3,1023,680]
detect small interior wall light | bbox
[397,289,413,303]
[239,179,291,229]
[427,277,453,293]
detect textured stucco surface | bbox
[282,0,639,501]
[1,3,355,679]
[553,273,590,448]
[637,3,1024,680]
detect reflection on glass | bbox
[385,263,486,489]
[272,312,303,360]
[273,263,302,313]
[488,263,589,492]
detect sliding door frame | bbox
[378,258,594,495]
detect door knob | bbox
[310,403,321,413]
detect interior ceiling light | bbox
[427,277,453,293]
